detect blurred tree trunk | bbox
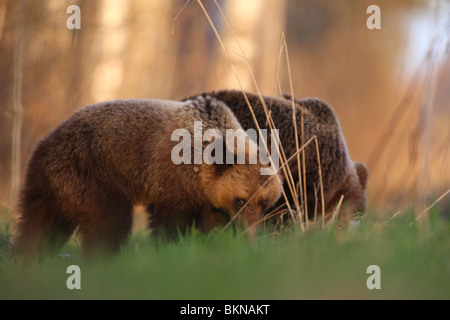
[0,1,17,203]
[66,0,98,110]
[10,0,24,215]
[211,0,286,94]
[89,0,130,102]
[257,1,286,95]
[121,0,174,99]
[170,0,215,99]
[0,2,5,42]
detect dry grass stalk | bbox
[10,0,24,225]
[210,1,302,224]
[415,189,450,222]
[278,32,308,226]
[213,5,318,228]
[198,0,301,228]
[172,0,192,36]
[273,37,306,223]
[240,137,317,235]
[368,17,449,213]
[414,25,448,215]
[368,66,424,175]
[300,115,309,226]
[197,0,331,232]
[326,195,344,230]
[313,136,326,228]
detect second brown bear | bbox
[183,90,369,222]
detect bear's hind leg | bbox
[13,196,76,263]
[78,192,133,259]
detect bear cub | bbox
[13,96,282,261]
[183,90,369,222]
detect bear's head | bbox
[330,161,369,221]
[199,132,282,235]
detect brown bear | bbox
[182,90,369,223]
[12,96,282,261]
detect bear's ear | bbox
[202,159,234,177]
[282,92,293,101]
[354,162,369,190]
[212,162,234,176]
[203,136,235,176]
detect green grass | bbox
[0,211,449,300]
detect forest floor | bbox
[0,209,449,300]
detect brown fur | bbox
[12,96,282,261]
[182,90,369,221]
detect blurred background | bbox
[0,0,449,227]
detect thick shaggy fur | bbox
[13,97,281,261]
[183,90,369,221]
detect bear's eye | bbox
[260,199,268,209]
[234,198,246,210]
